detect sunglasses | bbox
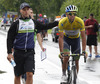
[67,12,77,16]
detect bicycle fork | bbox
[67,62,72,84]
[72,60,77,84]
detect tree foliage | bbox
[0,0,65,17]
[60,0,100,22]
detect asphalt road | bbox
[0,28,100,84]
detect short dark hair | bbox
[84,16,87,18]
[90,13,94,17]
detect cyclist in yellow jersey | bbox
[58,5,86,83]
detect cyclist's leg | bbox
[62,36,71,76]
[71,37,80,73]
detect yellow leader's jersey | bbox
[58,16,85,38]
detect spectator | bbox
[21,8,45,84]
[7,2,58,84]
[83,16,87,23]
[3,16,7,30]
[37,14,45,41]
[85,13,100,58]
[43,15,49,40]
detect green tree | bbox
[60,0,100,22]
[0,0,65,18]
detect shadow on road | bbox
[0,70,6,74]
[85,57,100,73]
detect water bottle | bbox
[11,58,16,67]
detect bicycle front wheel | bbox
[72,66,77,84]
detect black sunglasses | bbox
[67,12,77,16]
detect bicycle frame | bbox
[66,55,77,84]
[60,53,86,84]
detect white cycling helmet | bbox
[43,15,47,17]
[65,5,78,13]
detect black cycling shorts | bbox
[63,36,81,60]
[63,36,81,54]
[13,50,35,77]
[87,35,97,46]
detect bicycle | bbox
[60,53,86,84]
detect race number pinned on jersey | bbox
[41,48,47,61]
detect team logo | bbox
[61,23,63,26]
[80,28,82,30]
[29,22,33,25]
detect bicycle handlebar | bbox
[60,53,86,63]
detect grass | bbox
[48,29,52,34]
[97,35,100,42]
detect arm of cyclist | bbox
[81,31,88,57]
[81,31,86,51]
[58,32,64,58]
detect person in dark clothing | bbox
[83,16,87,23]
[43,15,49,40]
[37,14,46,41]
[21,8,46,84]
[7,2,58,84]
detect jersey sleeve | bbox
[79,19,85,31]
[36,30,41,34]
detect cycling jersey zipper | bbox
[25,27,28,50]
